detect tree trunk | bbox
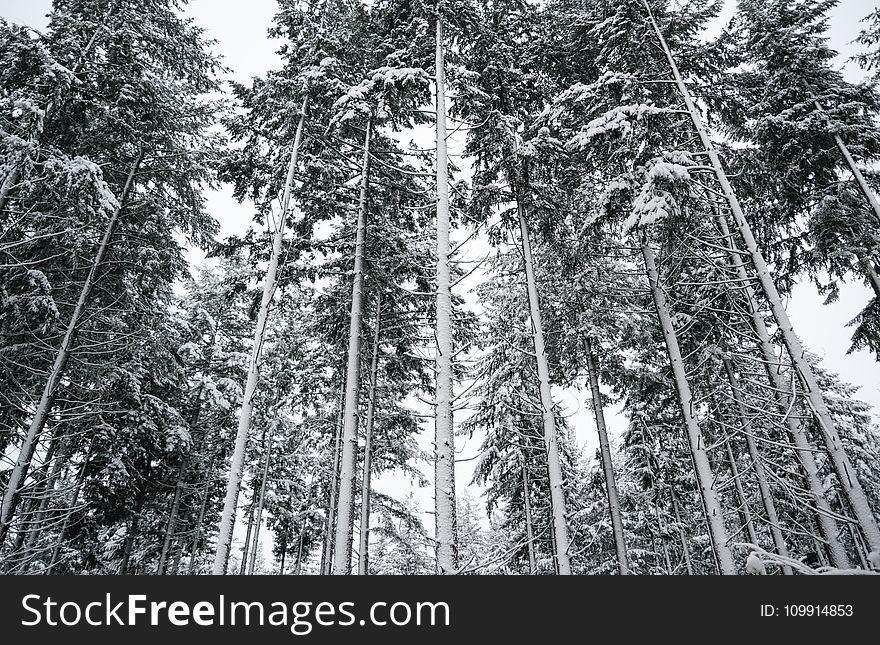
[670,486,694,575]
[517,207,571,575]
[584,338,628,575]
[644,1,880,554]
[119,507,141,576]
[721,357,793,575]
[321,384,345,575]
[157,478,184,575]
[239,497,256,576]
[333,118,373,575]
[433,15,458,575]
[0,150,143,543]
[358,295,382,575]
[641,239,736,574]
[212,98,307,574]
[713,210,850,568]
[248,428,272,575]
[187,459,214,575]
[724,435,759,548]
[520,447,537,576]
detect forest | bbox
[1,0,880,576]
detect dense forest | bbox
[1,0,880,576]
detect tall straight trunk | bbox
[641,240,736,574]
[239,497,256,575]
[517,207,571,575]
[0,0,123,218]
[279,536,287,575]
[18,434,68,565]
[584,338,628,575]
[652,499,673,575]
[819,101,880,229]
[46,445,92,574]
[644,1,880,554]
[0,150,143,543]
[157,478,184,575]
[358,295,382,575]
[670,486,694,575]
[187,459,214,575]
[520,448,537,575]
[119,507,142,575]
[723,435,759,548]
[721,357,793,575]
[322,384,345,575]
[713,211,850,568]
[248,429,272,575]
[212,98,307,574]
[294,529,305,575]
[332,118,373,575]
[433,15,457,575]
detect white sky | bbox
[2,0,879,569]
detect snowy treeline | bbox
[1,0,880,575]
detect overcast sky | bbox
[3,0,879,565]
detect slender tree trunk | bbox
[322,384,345,575]
[721,357,793,575]
[188,459,214,575]
[239,497,256,576]
[212,98,307,574]
[17,435,68,567]
[520,448,537,576]
[119,505,142,575]
[723,435,759,547]
[670,486,694,575]
[333,118,373,575]
[713,210,850,568]
[248,429,272,575]
[516,207,571,575]
[652,499,673,575]
[433,15,457,575]
[46,446,92,574]
[644,1,880,554]
[157,478,184,575]
[279,536,287,575]
[294,529,305,575]
[820,101,880,229]
[0,151,143,543]
[584,338,628,575]
[641,239,736,574]
[358,295,382,575]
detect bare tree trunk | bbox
[212,98,307,574]
[820,101,880,229]
[584,338,628,575]
[248,428,272,575]
[433,15,458,575]
[187,459,213,575]
[721,357,793,575]
[516,207,571,575]
[119,503,142,576]
[333,118,373,575]
[520,448,537,576]
[724,435,759,548]
[321,385,344,575]
[157,478,184,575]
[0,150,143,544]
[358,295,382,575]
[641,239,736,574]
[644,1,880,554]
[713,211,850,568]
[670,486,694,575]
[239,497,256,575]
